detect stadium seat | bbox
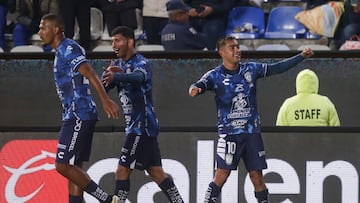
[137,44,164,51]
[225,6,265,39]
[239,45,250,50]
[305,31,322,39]
[90,7,104,40]
[297,44,330,51]
[134,8,144,41]
[264,6,306,39]
[74,7,103,40]
[92,44,113,52]
[101,25,111,40]
[10,45,43,53]
[256,44,290,51]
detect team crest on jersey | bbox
[244,71,254,87]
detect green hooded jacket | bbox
[276,69,340,126]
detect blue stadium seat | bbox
[305,31,322,39]
[264,6,306,39]
[225,6,265,39]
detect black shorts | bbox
[56,119,96,165]
[119,134,162,170]
[216,133,267,171]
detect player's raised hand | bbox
[102,68,114,87]
[301,47,314,58]
[189,85,203,97]
[107,60,123,72]
[102,61,122,86]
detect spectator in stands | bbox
[276,69,340,126]
[184,0,235,50]
[161,0,206,50]
[58,0,91,51]
[0,0,15,51]
[97,0,140,37]
[333,0,360,49]
[13,0,58,52]
[142,0,168,44]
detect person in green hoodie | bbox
[276,69,340,126]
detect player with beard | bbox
[102,26,184,203]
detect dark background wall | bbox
[0,53,359,128]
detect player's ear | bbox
[128,38,135,48]
[54,26,60,34]
[218,47,224,57]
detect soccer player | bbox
[38,13,120,203]
[101,26,184,203]
[188,36,314,203]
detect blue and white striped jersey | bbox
[53,38,98,121]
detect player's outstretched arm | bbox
[267,47,313,76]
[78,63,120,119]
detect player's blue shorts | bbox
[216,133,267,171]
[56,119,96,165]
[119,133,162,170]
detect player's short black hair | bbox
[111,26,135,40]
[41,13,65,31]
[217,36,237,50]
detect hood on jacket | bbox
[296,69,319,94]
